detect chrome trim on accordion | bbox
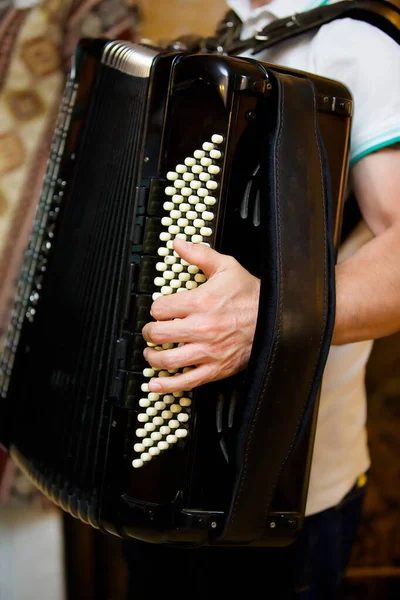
[102,41,159,78]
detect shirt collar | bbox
[227,0,338,23]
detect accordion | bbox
[0,39,352,547]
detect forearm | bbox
[333,222,400,345]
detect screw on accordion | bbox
[0,39,352,546]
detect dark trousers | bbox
[123,479,366,599]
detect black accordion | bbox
[0,39,352,547]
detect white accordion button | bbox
[208,165,220,175]
[211,134,224,144]
[202,142,214,151]
[171,263,183,273]
[149,446,161,456]
[192,165,203,174]
[143,368,155,377]
[200,227,212,237]
[178,413,189,422]
[167,171,178,180]
[210,149,222,159]
[176,164,187,173]
[195,274,207,283]
[166,435,178,444]
[191,234,203,244]
[194,150,205,159]
[158,441,169,450]
[180,397,192,407]
[176,429,188,438]
[199,172,210,182]
[165,187,176,196]
[134,443,145,453]
[190,180,201,189]
[132,459,144,469]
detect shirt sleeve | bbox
[310,18,400,166]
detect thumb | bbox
[173,238,229,279]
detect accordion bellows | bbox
[0,40,352,546]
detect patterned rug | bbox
[0,0,140,506]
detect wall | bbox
[138,0,226,43]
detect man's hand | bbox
[141,238,260,393]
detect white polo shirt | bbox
[228,0,400,516]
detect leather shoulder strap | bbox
[215,0,400,55]
[219,70,336,545]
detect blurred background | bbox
[0,1,399,599]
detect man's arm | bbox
[142,148,400,392]
[333,147,400,345]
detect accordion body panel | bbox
[0,40,352,546]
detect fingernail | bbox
[149,380,161,392]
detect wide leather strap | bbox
[207,0,400,55]
[219,70,336,544]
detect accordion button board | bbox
[133,135,224,470]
